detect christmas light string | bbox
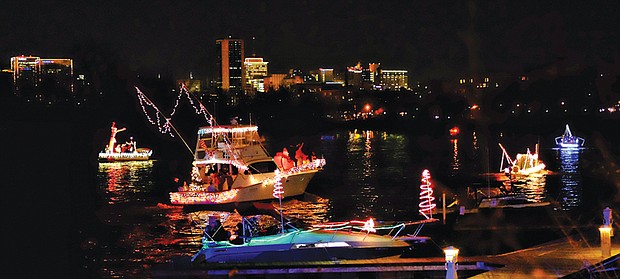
[176,84,248,169]
[135,86,174,137]
[272,169,285,233]
[418,169,436,219]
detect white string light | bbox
[419,169,436,219]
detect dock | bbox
[151,232,619,278]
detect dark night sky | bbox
[1,0,618,80]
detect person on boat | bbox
[295,142,308,166]
[107,122,126,152]
[280,148,296,170]
[210,171,220,189]
[206,182,217,192]
[217,167,232,191]
[204,216,229,241]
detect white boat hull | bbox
[98,151,152,162]
[170,170,319,205]
[193,229,411,263]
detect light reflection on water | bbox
[95,129,595,277]
[96,159,331,278]
[97,160,155,204]
[556,147,583,209]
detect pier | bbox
[152,232,619,278]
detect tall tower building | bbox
[215,38,245,92]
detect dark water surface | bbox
[90,128,618,278]
[6,121,617,278]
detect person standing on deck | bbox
[107,122,126,152]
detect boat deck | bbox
[151,232,619,278]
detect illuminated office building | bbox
[40,58,73,93]
[244,57,268,93]
[215,38,245,92]
[346,63,363,88]
[318,68,334,83]
[10,55,74,95]
[10,55,40,93]
[379,69,408,90]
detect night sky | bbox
[1,1,618,80]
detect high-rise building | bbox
[379,69,409,90]
[10,55,41,93]
[10,55,74,96]
[40,58,73,93]
[346,63,363,88]
[368,63,381,85]
[318,68,334,83]
[215,38,245,92]
[244,57,268,93]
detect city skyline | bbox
[1,1,618,81]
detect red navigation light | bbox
[449,126,460,136]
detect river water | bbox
[94,128,617,278]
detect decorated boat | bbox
[169,124,326,207]
[98,122,152,162]
[191,169,438,264]
[498,143,547,178]
[191,202,436,264]
[555,124,585,148]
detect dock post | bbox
[443,193,447,224]
[600,207,613,257]
[603,207,613,236]
[444,246,459,279]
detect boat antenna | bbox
[134,86,194,155]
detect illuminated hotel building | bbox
[379,69,408,90]
[244,57,268,93]
[215,38,245,92]
[346,63,363,88]
[10,55,73,95]
[10,55,41,93]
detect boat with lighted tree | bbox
[98,122,152,162]
[555,124,585,149]
[169,124,326,208]
[190,169,438,264]
[192,214,434,264]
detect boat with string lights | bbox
[498,143,547,178]
[169,124,326,208]
[187,169,437,264]
[98,122,152,162]
[191,207,437,264]
[555,124,585,149]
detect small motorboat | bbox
[192,214,436,264]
